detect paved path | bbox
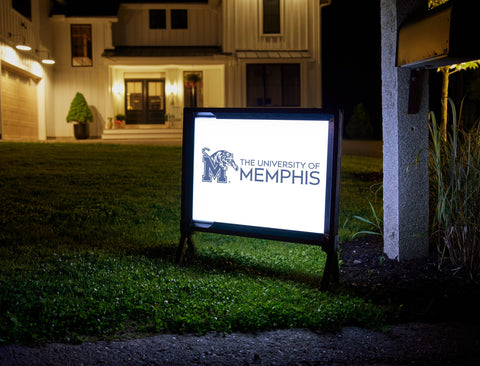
[1,323,479,365]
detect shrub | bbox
[429,99,480,279]
[345,103,374,140]
[66,93,93,124]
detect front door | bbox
[125,79,165,124]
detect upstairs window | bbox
[71,24,92,67]
[263,0,280,34]
[171,9,188,29]
[12,0,31,20]
[149,9,166,29]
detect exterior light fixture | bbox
[10,23,32,51]
[112,82,124,95]
[37,50,55,65]
[8,31,31,52]
[16,41,31,51]
[42,58,55,65]
[167,82,178,95]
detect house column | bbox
[381,0,429,260]
[166,69,182,127]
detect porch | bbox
[102,125,182,144]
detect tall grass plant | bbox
[429,99,480,279]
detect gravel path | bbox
[2,322,479,365]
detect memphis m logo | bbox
[202,147,239,183]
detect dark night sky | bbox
[322,0,382,139]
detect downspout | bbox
[317,0,331,108]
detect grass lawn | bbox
[0,142,383,344]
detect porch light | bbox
[112,83,125,95]
[167,82,178,95]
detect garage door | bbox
[1,64,38,140]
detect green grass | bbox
[0,142,384,344]
[339,155,383,239]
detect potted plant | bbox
[115,114,126,128]
[66,92,93,139]
[184,72,202,107]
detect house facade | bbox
[0,0,330,141]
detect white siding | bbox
[224,0,312,52]
[2,0,327,139]
[0,0,54,140]
[203,67,225,107]
[0,0,36,53]
[222,0,324,108]
[113,5,220,46]
[51,20,112,138]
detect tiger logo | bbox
[202,147,238,183]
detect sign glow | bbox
[192,117,330,234]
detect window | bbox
[247,64,300,107]
[71,25,92,67]
[12,0,31,20]
[263,0,280,34]
[149,9,166,29]
[171,9,188,29]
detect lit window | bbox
[71,25,92,67]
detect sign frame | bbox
[178,108,342,289]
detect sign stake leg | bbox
[176,234,197,265]
[320,248,339,291]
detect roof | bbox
[50,0,209,17]
[120,1,208,3]
[102,46,225,58]
[51,0,120,17]
[236,51,312,59]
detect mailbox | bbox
[397,1,480,68]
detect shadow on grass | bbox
[195,252,325,288]
[131,242,327,289]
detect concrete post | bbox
[381,0,430,260]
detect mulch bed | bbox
[337,236,480,323]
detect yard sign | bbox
[178,108,342,289]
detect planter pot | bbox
[74,124,89,140]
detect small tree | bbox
[428,0,448,10]
[437,61,480,141]
[66,92,93,124]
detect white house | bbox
[0,0,330,141]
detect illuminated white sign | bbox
[191,117,331,234]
